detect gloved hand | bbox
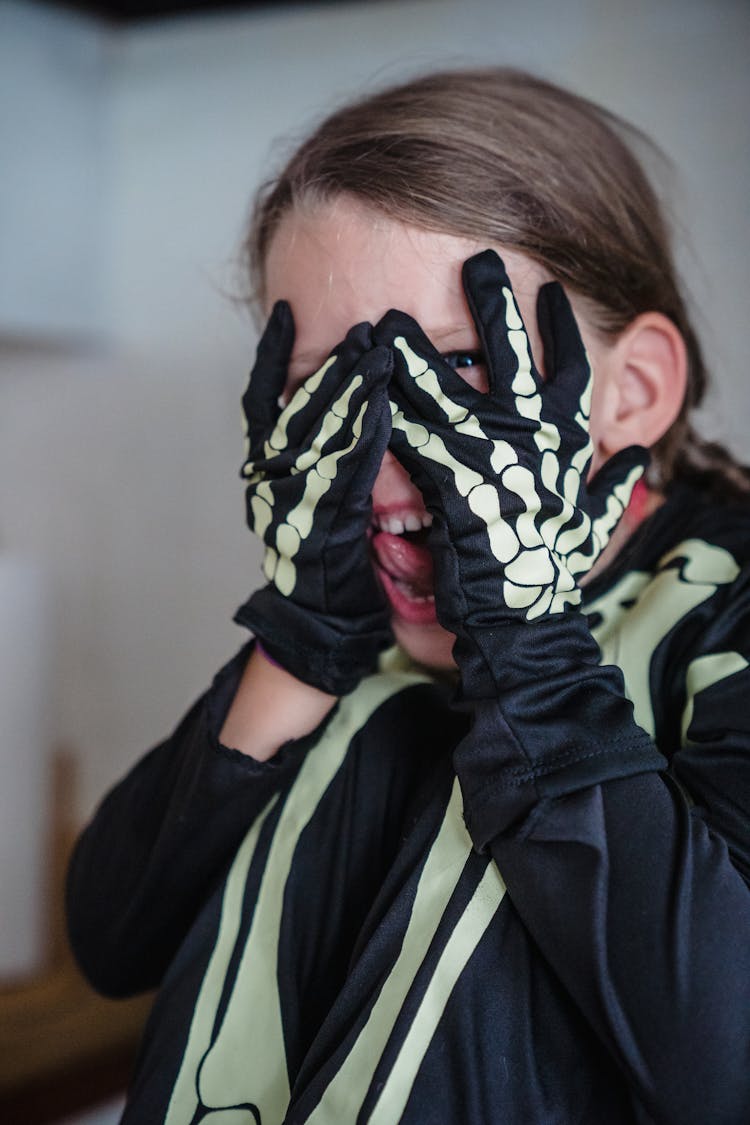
[234,300,394,696]
[376,249,647,653]
[375,250,658,840]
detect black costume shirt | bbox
[67,483,750,1124]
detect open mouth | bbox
[370,510,438,624]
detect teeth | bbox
[374,511,433,534]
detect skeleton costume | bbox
[67,254,750,1124]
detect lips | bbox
[371,523,437,625]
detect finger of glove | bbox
[388,385,484,519]
[585,444,650,525]
[242,300,295,454]
[388,400,514,603]
[386,415,443,526]
[264,320,376,462]
[462,249,544,404]
[294,346,390,481]
[322,347,394,510]
[387,387,437,478]
[376,308,487,435]
[326,375,394,542]
[532,281,597,473]
[259,379,373,565]
[277,365,392,568]
[340,351,393,487]
[536,281,593,418]
[335,319,375,367]
[245,354,381,537]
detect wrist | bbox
[234,585,393,696]
[452,611,603,699]
[451,614,666,847]
[219,644,338,762]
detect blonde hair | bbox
[243,67,748,496]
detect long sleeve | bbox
[453,558,750,1124]
[66,643,316,998]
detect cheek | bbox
[457,365,490,394]
[584,343,618,474]
[392,619,457,671]
[371,449,424,507]
[588,374,606,447]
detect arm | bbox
[376,253,750,1123]
[66,643,326,998]
[220,643,337,761]
[67,309,391,996]
[455,616,750,1125]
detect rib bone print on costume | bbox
[585,537,744,738]
[163,668,507,1125]
[380,251,648,629]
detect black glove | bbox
[376,251,660,841]
[234,300,394,695]
[376,249,647,651]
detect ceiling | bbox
[56,0,359,24]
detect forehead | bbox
[263,197,549,365]
[266,201,476,320]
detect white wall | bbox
[0,1,110,339]
[0,0,748,822]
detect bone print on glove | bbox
[376,250,648,641]
[376,252,661,836]
[234,301,394,696]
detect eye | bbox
[440,349,488,393]
[441,350,485,371]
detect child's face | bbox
[264,196,618,670]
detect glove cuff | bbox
[234,585,392,696]
[451,614,665,846]
[453,611,603,698]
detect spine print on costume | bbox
[164,673,413,1124]
[162,668,497,1125]
[305,779,505,1125]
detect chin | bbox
[392,617,457,671]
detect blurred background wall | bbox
[1,0,748,838]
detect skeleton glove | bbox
[376,253,660,840]
[234,301,394,695]
[376,250,649,697]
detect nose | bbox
[372,448,425,510]
[377,447,405,477]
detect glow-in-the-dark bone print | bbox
[382,250,647,623]
[243,373,366,596]
[239,309,393,652]
[236,306,393,694]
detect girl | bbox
[67,69,750,1124]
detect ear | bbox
[594,312,687,462]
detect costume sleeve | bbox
[453,568,750,1125]
[66,643,317,999]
